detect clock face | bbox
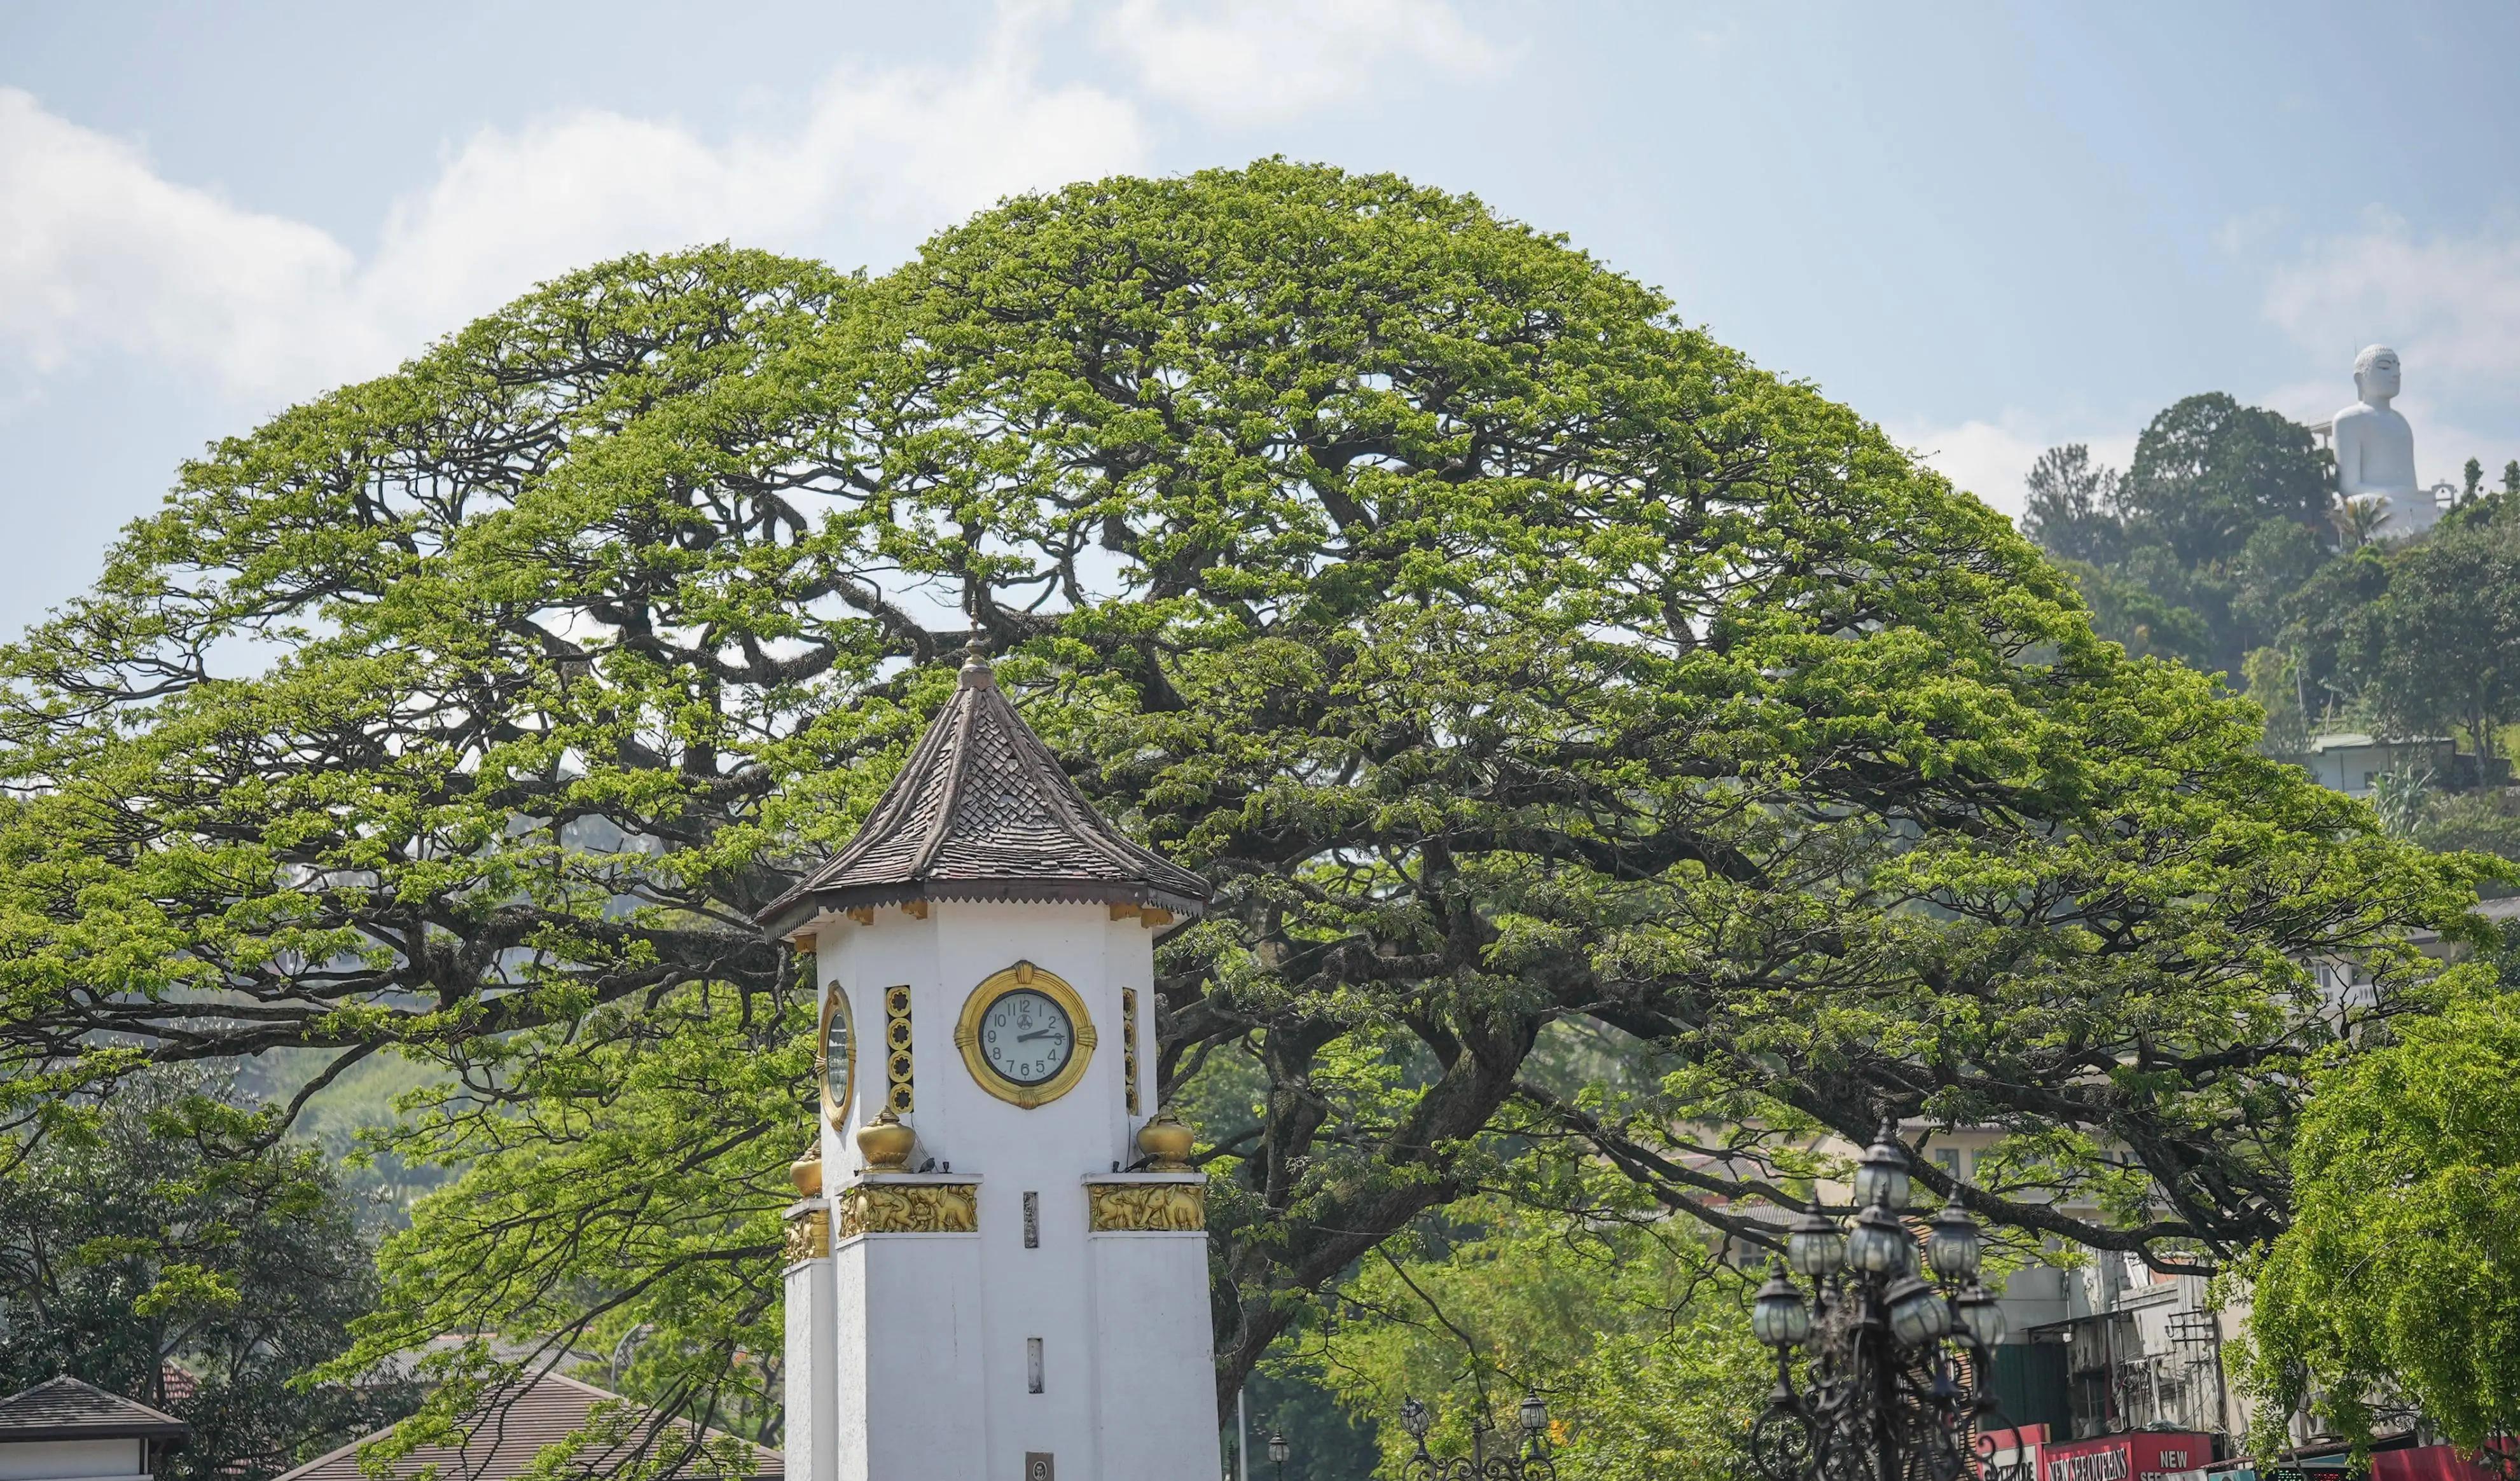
[977,988,1074,1087]
[819,986,854,1125]
[955,963,1095,1107]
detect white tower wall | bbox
[1086,1221,1218,1480]
[783,900,1214,1481]
[781,1247,836,1481]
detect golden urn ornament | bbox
[789,1139,825,1197]
[856,1109,917,1170]
[1135,1107,1196,1171]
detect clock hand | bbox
[1016,1029,1062,1042]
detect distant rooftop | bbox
[0,1377,186,1443]
[2303,732,2451,753]
[272,1371,777,1481]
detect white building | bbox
[758,656,1218,1481]
[2294,733,2456,797]
[0,1378,186,1481]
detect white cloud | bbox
[0,10,1146,406]
[2209,205,2288,258]
[1882,413,2137,525]
[0,89,383,396]
[1096,0,1506,125]
[2261,213,2520,383]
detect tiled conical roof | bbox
[759,658,1209,930]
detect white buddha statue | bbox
[2332,345,2437,539]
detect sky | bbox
[5,0,2519,635]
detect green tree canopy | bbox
[1291,1197,1766,1481]
[2020,443,2125,567]
[2336,503,2520,766]
[2121,392,2331,572]
[2019,396,2338,682]
[2240,975,2520,1452]
[0,1071,406,1481]
[0,162,2488,1422]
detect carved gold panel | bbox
[837,1181,980,1237]
[782,1207,830,1264]
[1086,1181,1207,1232]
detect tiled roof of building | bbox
[271,1372,779,1481]
[760,657,1210,930]
[0,1376,188,1442]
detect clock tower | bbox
[759,656,1216,1481]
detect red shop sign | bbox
[2042,1433,2215,1481]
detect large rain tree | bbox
[0,162,2486,1424]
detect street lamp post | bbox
[1268,1431,1289,1481]
[1397,1389,1557,1481]
[1747,1120,2024,1481]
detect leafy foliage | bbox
[2240,647,2311,758]
[2120,394,2331,572]
[0,162,2487,1433]
[2335,502,2520,765]
[236,1050,459,1222]
[0,1071,408,1481]
[2409,788,2520,867]
[2020,403,2520,784]
[2020,398,2333,681]
[2021,444,2124,567]
[2053,555,2213,667]
[2240,979,2520,1451]
[1289,1198,1766,1481]
[330,984,803,1450]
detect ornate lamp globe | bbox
[1954,1283,2009,1346]
[1884,1275,1953,1347]
[1268,1431,1290,1466]
[1787,1210,1847,1277]
[1751,1261,1813,1348]
[1519,1388,1549,1437]
[1401,1396,1432,1442]
[1845,1202,1916,1276]
[1924,1204,1984,1282]
[1852,1119,1914,1211]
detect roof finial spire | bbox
[958,647,996,691]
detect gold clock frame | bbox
[817,982,857,1130]
[955,960,1097,1109]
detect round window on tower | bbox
[818,983,855,1129]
